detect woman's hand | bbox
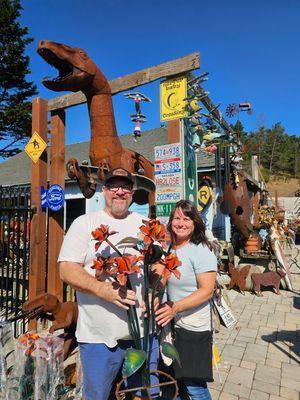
[155,301,178,327]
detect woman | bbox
[156,200,217,400]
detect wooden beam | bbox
[28,97,48,330]
[47,110,65,300]
[47,52,200,111]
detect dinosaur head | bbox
[37,40,110,94]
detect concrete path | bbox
[208,253,300,400]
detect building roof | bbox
[0,127,215,186]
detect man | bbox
[58,168,158,400]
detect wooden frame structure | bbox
[29,52,200,327]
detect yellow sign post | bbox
[25,131,47,163]
[160,76,187,121]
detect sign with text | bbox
[154,143,183,221]
[25,131,47,163]
[160,77,187,121]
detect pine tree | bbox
[0,0,37,158]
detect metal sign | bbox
[160,77,187,121]
[41,184,65,211]
[25,131,47,163]
[182,119,198,203]
[154,143,183,221]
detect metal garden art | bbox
[124,92,151,141]
[91,219,181,399]
[37,40,155,210]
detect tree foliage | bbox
[241,122,300,181]
[0,0,37,158]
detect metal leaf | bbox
[161,341,181,366]
[115,237,138,247]
[122,348,147,378]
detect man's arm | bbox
[59,262,137,310]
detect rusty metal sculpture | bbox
[222,171,253,239]
[22,293,78,360]
[37,40,155,210]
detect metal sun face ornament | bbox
[124,92,151,141]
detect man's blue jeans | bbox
[79,336,159,400]
[177,378,212,400]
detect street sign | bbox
[160,76,187,121]
[25,131,47,163]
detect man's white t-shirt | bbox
[58,210,146,347]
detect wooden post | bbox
[47,110,65,300]
[29,98,48,330]
[253,191,259,228]
[167,120,181,144]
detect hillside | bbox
[265,177,300,197]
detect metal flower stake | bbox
[91,219,182,399]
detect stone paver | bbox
[209,248,300,399]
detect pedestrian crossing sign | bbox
[25,131,47,163]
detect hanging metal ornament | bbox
[124,92,151,141]
[238,101,253,115]
[225,103,239,118]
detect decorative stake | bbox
[124,92,151,141]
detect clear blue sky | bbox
[20,0,300,148]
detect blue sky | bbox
[19,0,300,148]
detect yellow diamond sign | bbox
[25,131,47,163]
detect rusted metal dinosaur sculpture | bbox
[22,293,78,360]
[37,40,155,211]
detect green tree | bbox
[0,0,37,158]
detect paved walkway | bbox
[208,253,300,400]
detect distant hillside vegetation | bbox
[231,121,300,183]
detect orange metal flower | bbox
[107,256,141,286]
[92,225,117,251]
[19,332,40,356]
[161,253,182,281]
[139,219,169,249]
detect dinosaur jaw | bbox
[38,47,91,92]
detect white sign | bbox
[212,295,237,328]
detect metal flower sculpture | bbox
[91,219,181,398]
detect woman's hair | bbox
[167,199,211,248]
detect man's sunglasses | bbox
[106,184,133,194]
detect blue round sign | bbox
[46,184,64,211]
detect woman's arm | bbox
[155,271,216,327]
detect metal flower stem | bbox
[105,238,141,349]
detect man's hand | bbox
[97,282,137,310]
[155,301,178,327]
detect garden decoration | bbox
[91,220,182,399]
[225,103,239,118]
[8,332,71,400]
[22,293,78,360]
[37,40,155,210]
[124,92,151,141]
